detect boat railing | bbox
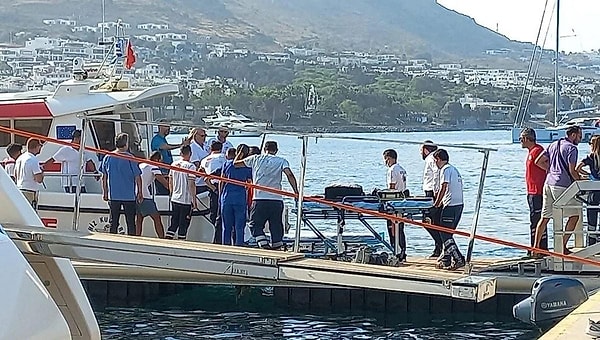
[5,124,600,272]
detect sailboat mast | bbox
[554,0,560,126]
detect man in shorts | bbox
[136,151,168,238]
[533,126,582,255]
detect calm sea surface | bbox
[98,129,573,339]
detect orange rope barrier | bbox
[2,125,600,267]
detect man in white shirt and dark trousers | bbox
[432,149,466,271]
[166,145,197,240]
[189,128,210,194]
[383,149,407,260]
[236,141,299,250]
[42,129,98,193]
[15,138,44,210]
[421,140,443,258]
[201,141,227,243]
[136,151,169,238]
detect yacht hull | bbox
[511,127,600,144]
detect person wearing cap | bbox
[42,129,98,193]
[207,126,234,154]
[151,120,187,195]
[14,138,45,209]
[2,143,23,182]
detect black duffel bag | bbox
[324,184,364,201]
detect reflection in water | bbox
[97,308,539,339]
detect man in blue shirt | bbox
[151,121,185,194]
[101,133,143,235]
[220,145,252,246]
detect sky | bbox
[437,0,599,53]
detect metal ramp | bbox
[552,180,600,271]
[5,225,496,302]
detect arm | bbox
[159,142,180,151]
[569,162,581,181]
[33,172,44,183]
[534,152,549,171]
[283,168,299,195]
[233,159,246,168]
[168,174,173,194]
[189,176,197,209]
[576,160,589,177]
[434,182,448,208]
[101,173,108,201]
[41,157,55,169]
[135,175,143,202]
[156,173,169,190]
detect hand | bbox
[136,192,143,203]
[102,193,108,202]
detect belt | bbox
[20,189,38,193]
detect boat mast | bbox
[554,0,560,126]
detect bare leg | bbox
[533,217,550,251]
[135,213,143,236]
[150,213,165,238]
[562,215,579,253]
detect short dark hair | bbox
[433,149,449,162]
[566,125,582,136]
[149,151,162,161]
[520,128,536,142]
[422,140,437,153]
[6,143,22,158]
[264,141,278,153]
[27,138,42,150]
[249,146,260,155]
[383,149,397,160]
[226,147,237,159]
[115,133,129,148]
[72,129,82,139]
[180,144,192,156]
[236,144,249,159]
[210,141,223,152]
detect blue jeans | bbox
[221,203,247,246]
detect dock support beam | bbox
[72,115,88,232]
[294,136,308,252]
[465,150,490,273]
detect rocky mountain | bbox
[0,0,528,57]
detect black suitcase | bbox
[324,184,364,201]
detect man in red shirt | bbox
[520,128,548,254]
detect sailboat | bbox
[511,0,600,143]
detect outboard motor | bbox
[513,276,588,330]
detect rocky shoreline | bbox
[273,125,510,134]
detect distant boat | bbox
[203,106,269,137]
[510,0,600,143]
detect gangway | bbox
[4,225,497,302]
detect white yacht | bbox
[511,113,600,143]
[203,106,269,137]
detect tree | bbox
[338,99,362,122]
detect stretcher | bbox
[292,195,434,256]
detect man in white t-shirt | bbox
[188,127,210,194]
[201,140,227,243]
[136,151,169,238]
[420,140,443,258]
[42,130,98,193]
[166,145,197,240]
[235,141,299,250]
[383,149,407,260]
[2,143,23,182]
[207,126,234,154]
[433,149,465,271]
[14,138,44,209]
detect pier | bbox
[539,290,600,339]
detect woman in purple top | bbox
[220,144,252,246]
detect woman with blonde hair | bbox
[576,134,600,245]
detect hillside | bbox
[0,0,528,57]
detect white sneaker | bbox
[587,319,600,338]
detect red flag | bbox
[125,40,136,69]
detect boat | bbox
[203,106,269,137]
[0,23,214,242]
[510,0,600,143]
[0,165,99,339]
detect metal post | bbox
[465,150,490,272]
[293,135,308,253]
[554,0,560,127]
[72,117,88,232]
[259,133,267,150]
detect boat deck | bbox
[5,224,510,302]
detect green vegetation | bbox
[189,58,554,127]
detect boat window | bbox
[0,120,10,147]
[92,120,115,156]
[120,112,147,158]
[14,119,51,145]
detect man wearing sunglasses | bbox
[207,126,234,154]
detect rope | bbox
[3,125,600,268]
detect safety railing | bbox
[2,124,600,273]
